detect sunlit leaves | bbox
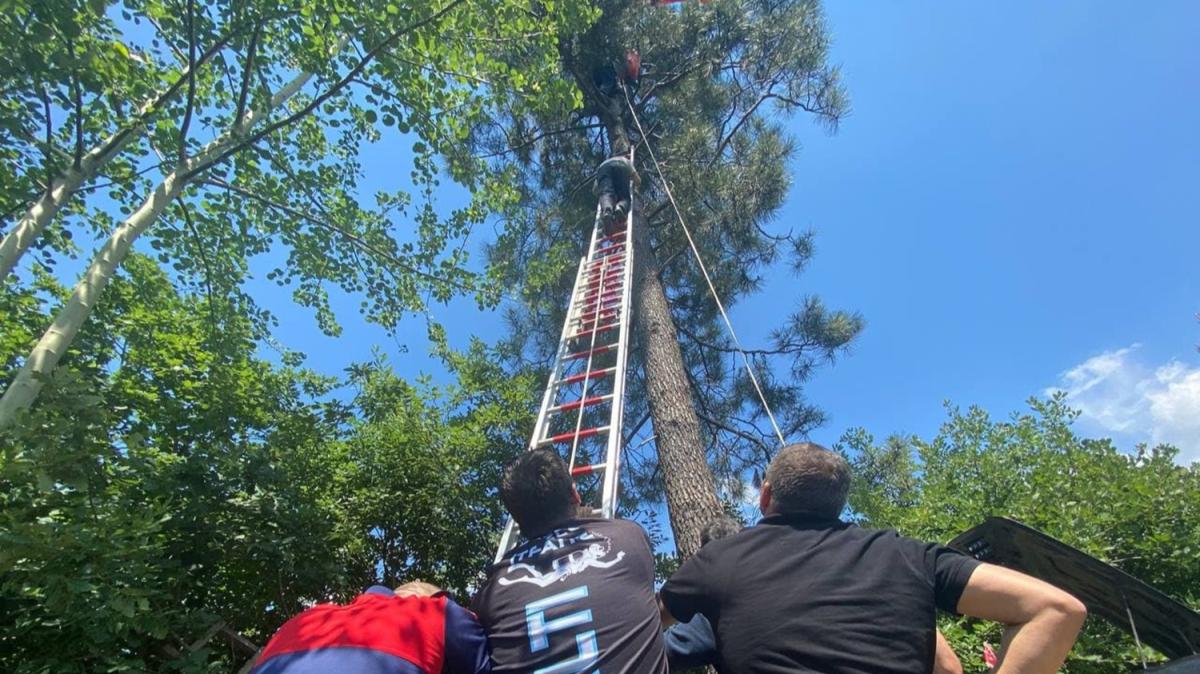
[0,256,538,671]
[837,397,1200,671]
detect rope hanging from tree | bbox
[621,86,786,447]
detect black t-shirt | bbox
[473,518,670,674]
[659,514,980,674]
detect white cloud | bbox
[1047,345,1200,463]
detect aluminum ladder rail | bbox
[493,156,636,564]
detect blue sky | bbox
[776,2,1200,461]
[262,2,1199,462]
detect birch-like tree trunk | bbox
[0,67,317,429]
[0,37,236,280]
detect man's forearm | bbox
[657,594,678,629]
[994,606,1086,674]
[933,630,962,674]
[956,564,1087,674]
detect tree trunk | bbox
[573,60,724,557]
[631,199,724,558]
[0,66,317,429]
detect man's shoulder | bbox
[846,524,929,547]
[574,517,651,545]
[818,522,930,550]
[749,517,925,551]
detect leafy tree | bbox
[321,340,539,596]
[473,0,862,554]
[0,256,539,671]
[0,0,589,426]
[0,255,338,671]
[838,397,1200,672]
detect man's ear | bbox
[570,483,583,506]
[759,481,773,516]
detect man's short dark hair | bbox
[700,517,741,546]
[500,449,576,536]
[764,442,850,519]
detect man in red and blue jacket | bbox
[249,582,490,674]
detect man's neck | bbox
[524,513,579,539]
[761,511,843,526]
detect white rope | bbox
[621,87,786,447]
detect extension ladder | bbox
[493,155,637,563]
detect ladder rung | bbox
[571,463,607,477]
[595,243,625,256]
[558,367,615,386]
[598,231,626,244]
[578,297,624,311]
[585,275,622,287]
[586,257,625,267]
[580,287,623,301]
[575,317,620,331]
[585,266,624,279]
[568,323,618,339]
[586,255,625,268]
[541,426,609,446]
[575,307,621,323]
[563,344,612,361]
[582,284,622,297]
[551,394,613,413]
[586,256,625,267]
[579,301,620,316]
[578,292,619,305]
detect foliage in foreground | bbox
[0,257,536,672]
[839,397,1200,673]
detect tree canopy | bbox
[0,256,537,671]
[473,0,863,536]
[0,0,589,426]
[839,397,1200,671]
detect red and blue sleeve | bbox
[441,598,491,674]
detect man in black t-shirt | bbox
[663,518,966,673]
[474,449,669,674]
[660,442,1087,674]
[663,517,741,671]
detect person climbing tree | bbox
[594,155,638,233]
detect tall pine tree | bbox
[473,0,863,555]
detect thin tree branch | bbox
[184,0,468,182]
[72,65,84,170]
[234,22,262,128]
[475,122,604,160]
[40,86,53,197]
[708,90,772,168]
[174,198,219,332]
[623,412,652,448]
[766,92,825,117]
[676,320,797,357]
[697,410,772,457]
[178,0,198,161]
[145,14,187,63]
[199,177,476,293]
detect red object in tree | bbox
[624,49,641,85]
